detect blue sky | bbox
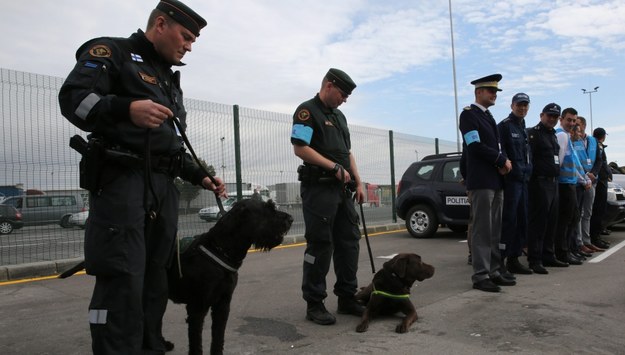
[1,0,624,163]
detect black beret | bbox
[156,0,207,37]
[326,68,357,95]
[471,73,502,92]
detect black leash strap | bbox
[359,199,376,274]
[171,116,225,214]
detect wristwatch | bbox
[332,163,342,174]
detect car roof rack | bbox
[421,152,462,161]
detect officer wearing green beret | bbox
[291,68,365,325]
[58,1,226,353]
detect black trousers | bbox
[301,181,360,304]
[527,178,558,265]
[500,179,528,258]
[590,181,608,238]
[554,183,579,259]
[85,166,179,355]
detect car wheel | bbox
[405,204,438,238]
[0,221,14,235]
[59,214,72,228]
[448,224,468,234]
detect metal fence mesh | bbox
[0,68,457,266]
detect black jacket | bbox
[58,30,207,185]
[459,104,507,190]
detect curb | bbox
[1,223,405,282]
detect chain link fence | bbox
[0,68,457,266]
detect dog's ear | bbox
[385,254,409,278]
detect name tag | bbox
[511,133,520,138]
[554,155,559,165]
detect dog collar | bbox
[372,285,410,299]
[199,245,238,273]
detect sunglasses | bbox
[333,83,349,99]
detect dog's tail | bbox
[58,260,86,279]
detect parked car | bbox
[396,152,469,238]
[68,210,89,229]
[0,204,24,235]
[604,182,625,227]
[1,193,87,227]
[198,190,269,222]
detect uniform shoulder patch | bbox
[297,109,310,121]
[89,44,112,58]
[463,106,471,111]
[139,72,157,85]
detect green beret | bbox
[326,68,357,95]
[156,0,207,37]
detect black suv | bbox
[396,152,469,238]
[0,204,24,235]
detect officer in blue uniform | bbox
[497,93,533,275]
[291,68,366,325]
[459,74,515,292]
[58,2,225,353]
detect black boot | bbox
[337,297,365,316]
[506,256,533,275]
[306,302,336,325]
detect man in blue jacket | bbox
[460,74,515,292]
[498,93,533,275]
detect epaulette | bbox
[463,106,471,111]
[502,117,511,123]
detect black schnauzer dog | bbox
[167,199,292,355]
[354,253,434,334]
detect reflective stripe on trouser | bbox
[86,168,179,355]
[301,182,360,303]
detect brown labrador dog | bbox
[354,253,434,333]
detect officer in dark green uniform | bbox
[291,68,365,325]
[58,1,225,354]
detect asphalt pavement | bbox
[1,225,624,354]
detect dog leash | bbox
[171,116,225,215]
[359,201,376,273]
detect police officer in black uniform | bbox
[58,1,226,353]
[497,93,533,275]
[526,103,566,274]
[291,68,365,325]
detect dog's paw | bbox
[356,322,369,333]
[395,323,409,334]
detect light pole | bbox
[581,86,599,131]
[415,149,419,161]
[448,0,461,152]
[220,136,225,178]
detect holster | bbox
[70,135,104,192]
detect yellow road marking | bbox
[1,229,400,286]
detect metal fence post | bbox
[233,104,242,200]
[389,130,397,223]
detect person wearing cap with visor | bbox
[459,74,515,293]
[291,68,366,324]
[58,1,226,353]
[589,127,612,249]
[526,103,565,274]
[497,93,533,275]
